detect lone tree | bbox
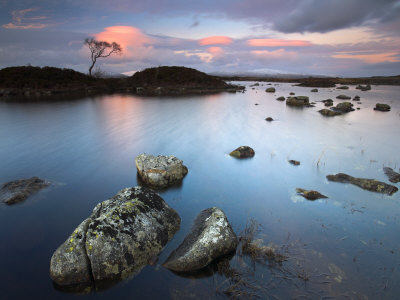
[84,37,122,76]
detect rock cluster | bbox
[135,154,188,188]
[50,187,181,290]
[383,167,400,183]
[0,177,49,205]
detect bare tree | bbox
[84,37,122,76]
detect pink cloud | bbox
[3,8,49,29]
[95,26,154,59]
[332,52,400,64]
[208,46,224,56]
[199,36,233,46]
[248,39,311,47]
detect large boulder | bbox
[286,96,309,106]
[163,207,238,272]
[326,173,398,195]
[135,154,188,188]
[0,177,49,205]
[50,187,181,290]
[229,146,255,158]
[374,103,391,111]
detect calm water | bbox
[0,83,399,299]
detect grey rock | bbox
[50,187,180,290]
[0,177,50,205]
[135,154,188,188]
[326,173,398,195]
[163,207,237,272]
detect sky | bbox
[0,0,400,77]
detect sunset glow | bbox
[248,39,311,47]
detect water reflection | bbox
[0,83,399,299]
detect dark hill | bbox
[130,66,228,88]
[0,66,93,89]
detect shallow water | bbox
[0,82,399,299]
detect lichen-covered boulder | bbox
[163,207,238,272]
[374,103,391,111]
[296,188,327,200]
[286,96,309,106]
[229,146,255,158]
[318,109,342,116]
[265,87,275,92]
[135,154,188,188]
[50,187,181,290]
[0,177,49,205]
[326,173,398,195]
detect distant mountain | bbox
[209,70,331,79]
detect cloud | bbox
[198,36,233,46]
[248,39,311,47]
[251,49,297,61]
[3,8,50,29]
[332,52,400,64]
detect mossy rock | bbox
[265,87,276,93]
[374,103,391,111]
[229,146,255,158]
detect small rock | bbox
[311,89,318,92]
[135,154,188,188]
[0,177,49,205]
[318,109,342,116]
[288,160,300,165]
[296,188,327,200]
[265,87,276,93]
[265,117,274,122]
[333,102,354,112]
[383,167,400,183]
[289,92,295,95]
[336,95,351,100]
[286,96,309,106]
[163,207,238,272]
[374,103,391,111]
[336,86,349,89]
[326,173,398,195]
[254,103,259,106]
[276,96,285,101]
[229,146,255,158]
[356,84,371,91]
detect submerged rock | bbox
[265,87,276,93]
[163,207,238,272]
[374,103,391,111]
[318,109,342,116]
[288,160,300,166]
[0,177,49,205]
[326,173,398,195]
[135,154,188,188]
[383,167,400,183]
[286,96,309,106]
[296,188,327,200]
[336,95,351,100]
[50,187,180,290]
[229,146,255,158]
[333,102,354,112]
[276,96,285,101]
